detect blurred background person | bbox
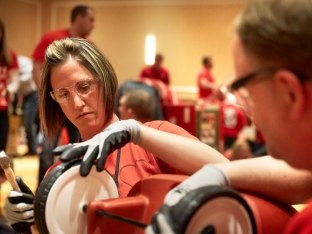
[0,19,19,153]
[139,54,177,108]
[140,53,170,85]
[17,55,38,156]
[218,89,249,151]
[197,56,217,100]
[118,89,156,123]
[115,80,164,120]
[227,137,253,160]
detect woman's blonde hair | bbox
[39,38,118,139]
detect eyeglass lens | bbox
[51,80,95,103]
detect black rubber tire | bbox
[157,185,257,234]
[34,159,82,234]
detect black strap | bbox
[96,210,147,228]
[113,148,121,187]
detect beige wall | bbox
[0,0,40,57]
[0,0,244,99]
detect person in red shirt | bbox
[0,19,19,152]
[140,53,170,85]
[140,54,177,107]
[145,0,312,233]
[32,5,95,87]
[32,5,96,187]
[197,56,217,99]
[221,99,248,150]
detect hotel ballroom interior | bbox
[0,0,307,233]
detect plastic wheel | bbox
[160,185,256,234]
[34,160,119,234]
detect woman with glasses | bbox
[4,37,230,233]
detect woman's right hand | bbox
[54,119,141,177]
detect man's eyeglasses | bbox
[229,67,309,116]
[50,79,97,103]
[230,67,278,91]
[230,67,309,91]
[229,67,279,116]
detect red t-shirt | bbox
[197,67,215,99]
[221,102,248,139]
[32,29,71,62]
[105,120,197,197]
[140,66,170,85]
[0,51,19,110]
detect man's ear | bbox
[275,69,307,119]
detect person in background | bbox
[115,80,164,120]
[0,19,19,153]
[140,53,170,86]
[227,137,253,160]
[145,0,312,233]
[118,89,156,123]
[217,89,249,152]
[234,120,267,157]
[31,4,95,187]
[198,86,249,154]
[197,56,216,100]
[4,38,229,233]
[139,54,177,108]
[17,55,38,155]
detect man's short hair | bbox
[71,5,90,23]
[202,56,212,66]
[123,89,155,122]
[155,54,164,63]
[235,0,312,79]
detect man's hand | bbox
[54,119,140,176]
[4,176,34,233]
[164,165,229,206]
[145,166,229,233]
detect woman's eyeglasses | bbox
[50,79,97,103]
